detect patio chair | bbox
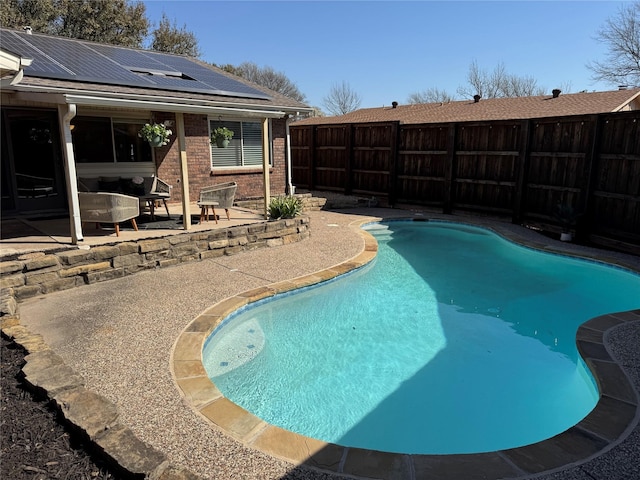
[139,176,172,220]
[197,182,237,222]
[78,192,139,237]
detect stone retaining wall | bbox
[0,216,309,323]
[236,191,377,212]
[235,193,327,212]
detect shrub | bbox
[268,195,302,219]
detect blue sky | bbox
[142,1,630,110]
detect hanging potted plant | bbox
[138,123,172,147]
[211,126,234,148]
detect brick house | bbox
[1,28,312,242]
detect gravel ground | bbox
[9,208,640,480]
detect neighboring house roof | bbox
[0,27,311,114]
[295,89,640,126]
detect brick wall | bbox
[154,114,289,203]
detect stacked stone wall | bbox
[0,217,310,326]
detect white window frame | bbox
[209,117,272,170]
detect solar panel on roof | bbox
[88,43,172,72]
[142,50,269,99]
[0,29,271,100]
[0,31,74,77]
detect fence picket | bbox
[291,111,640,254]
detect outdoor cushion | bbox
[77,177,100,192]
[98,176,122,193]
[119,178,146,196]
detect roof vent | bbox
[473,94,481,103]
[24,26,32,34]
[552,89,561,98]
[618,85,628,90]
[392,101,398,108]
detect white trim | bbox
[63,94,287,118]
[57,103,83,243]
[75,163,156,178]
[13,85,312,115]
[0,50,32,87]
[262,117,270,219]
[209,118,271,170]
[285,115,294,194]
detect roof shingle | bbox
[295,89,640,126]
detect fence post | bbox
[443,123,457,214]
[308,126,316,190]
[388,121,400,207]
[345,124,353,195]
[580,114,603,242]
[513,119,531,224]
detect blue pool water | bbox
[203,221,640,454]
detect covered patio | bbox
[1,27,313,250]
[0,203,265,258]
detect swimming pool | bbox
[202,221,640,454]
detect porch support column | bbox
[285,114,294,195]
[175,112,191,229]
[57,103,83,243]
[262,117,271,219]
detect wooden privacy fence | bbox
[291,111,640,254]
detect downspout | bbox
[57,103,83,243]
[285,114,295,195]
[262,117,271,219]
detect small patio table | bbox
[140,194,171,221]
[197,200,219,224]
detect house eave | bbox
[11,83,312,118]
[0,49,33,87]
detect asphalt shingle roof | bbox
[295,89,640,126]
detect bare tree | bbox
[457,60,503,99]
[225,62,306,102]
[323,81,362,115]
[149,13,200,57]
[588,2,640,88]
[407,87,456,104]
[457,60,546,99]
